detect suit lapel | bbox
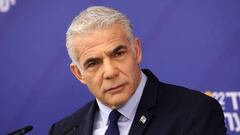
[73,100,98,135]
[128,110,154,135]
[129,69,160,135]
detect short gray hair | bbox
[66,6,134,65]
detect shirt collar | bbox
[96,71,147,125]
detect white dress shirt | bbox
[93,71,147,135]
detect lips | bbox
[105,84,125,93]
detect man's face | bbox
[70,24,142,108]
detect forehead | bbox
[71,24,131,61]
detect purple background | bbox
[1,0,239,134]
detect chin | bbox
[107,101,124,109]
[109,98,129,109]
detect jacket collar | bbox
[128,69,160,135]
[68,101,98,135]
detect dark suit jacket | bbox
[49,69,227,135]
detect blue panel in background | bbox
[0,0,239,134]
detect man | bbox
[49,6,227,135]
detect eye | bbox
[83,57,102,70]
[113,47,127,58]
[114,50,126,57]
[111,45,127,58]
[87,61,100,68]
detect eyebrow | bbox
[83,57,100,68]
[82,45,127,67]
[112,45,127,54]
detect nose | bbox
[102,59,118,80]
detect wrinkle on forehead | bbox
[81,38,129,65]
[71,24,131,64]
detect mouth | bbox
[105,84,125,94]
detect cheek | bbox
[84,73,103,95]
[126,58,141,87]
[125,57,139,73]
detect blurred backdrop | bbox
[0,0,239,134]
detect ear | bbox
[133,37,142,64]
[70,63,86,84]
